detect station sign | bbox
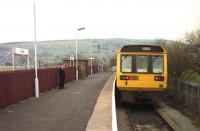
[12,47,30,70]
[13,48,29,55]
[70,56,74,60]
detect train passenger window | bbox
[152,56,163,73]
[121,56,132,72]
[136,56,148,73]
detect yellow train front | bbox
[116,45,168,103]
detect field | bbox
[0,66,12,71]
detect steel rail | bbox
[126,107,137,131]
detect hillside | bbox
[0,38,157,67]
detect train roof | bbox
[120,45,166,53]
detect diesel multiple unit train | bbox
[115,45,168,103]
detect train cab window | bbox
[136,56,148,73]
[152,56,163,73]
[121,55,132,73]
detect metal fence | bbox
[168,77,200,114]
[0,67,76,108]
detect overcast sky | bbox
[0,0,200,43]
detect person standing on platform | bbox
[58,64,65,89]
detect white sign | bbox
[12,47,29,70]
[70,56,74,60]
[13,48,29,55]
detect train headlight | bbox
[120,75,130,80]
[120,75,125,80]
[154,76,164,81]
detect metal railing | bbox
[168,77,200,114]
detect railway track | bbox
[117,103,174,131]
[126,107,137,131]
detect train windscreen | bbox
[136,56,148,73]
[121,55,164,73]
[121,56,132,73]
[152,56,163,73]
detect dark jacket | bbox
[59,68,65,80]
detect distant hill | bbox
[0,38,167,66]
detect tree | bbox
[155,39,191,77]
[185,29,200,73]
[167,41,191,77]
[5,60,12,66]
[108,55,116,66]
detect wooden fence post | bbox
[177,79,180,102]
[191,86,193,108]
[198,87,200,114]
[177,78,180,94]
[185,84,188,105]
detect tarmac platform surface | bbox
[0,72,112,131]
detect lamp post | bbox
[33,0,39,98]
[70,55,74,67]
[89,57,94,75]
[90,41,93,76]
[75,27,85,80]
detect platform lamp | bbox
[33,0,39,98]
[75,27,85,80]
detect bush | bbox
[181,70,200,84]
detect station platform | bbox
[86,74,116,131]
[0,72,112,131]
